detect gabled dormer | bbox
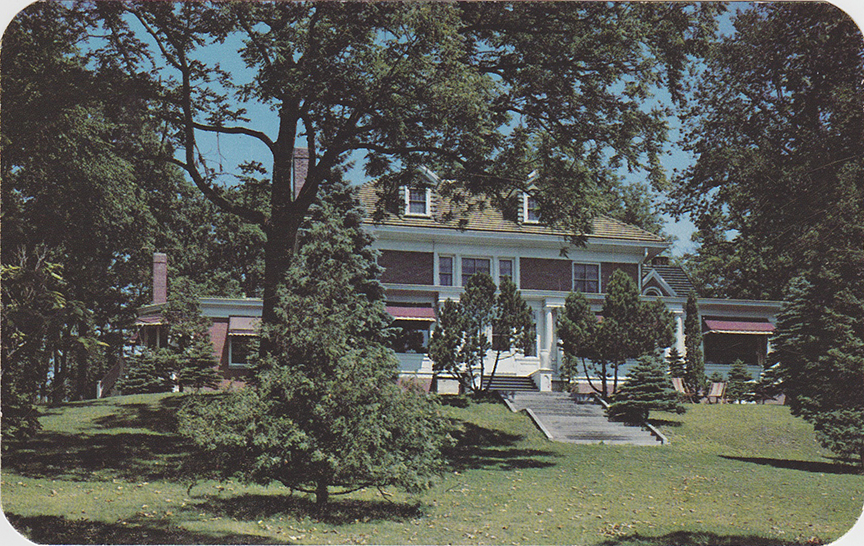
[521,170,541,224]
[400,166,438,217]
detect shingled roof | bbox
[357,183,667,244]
[644,264,696,296]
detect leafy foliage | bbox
[178,180,449,504]
[1,249,92,444]
[120,278,220,394]
[84,1,721,339]
[751,363,784,404]
[429,274,534,393]
[669,3,864,300]
[176,337,221,392]
[558,271,675,400]
[1,2,256,405]
[608,354,685,422]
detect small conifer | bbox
[608,354,685,422]
[725,359,753,403]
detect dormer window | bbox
[405,187,431,216]
[523,193,540,223]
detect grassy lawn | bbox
[2,392,863,545]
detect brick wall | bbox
[519,257,572,291]
[601,263,640,291]
[378,250,434,285]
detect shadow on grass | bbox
[193,493,423,525]
[4,397,208,483]
[594,530,814,546]
[445,420,558,471]
[719,455,861,475]
[647,418,683,428]
[5,513,280,545]
[92,396,186,434]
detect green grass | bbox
[2,393,863,545]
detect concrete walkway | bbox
[502,391,661,446]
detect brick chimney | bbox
[293,147,309,199]
[153,253,168,304]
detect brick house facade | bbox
[127,159,782,395]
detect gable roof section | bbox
[357,182,667,244]
[643,264,696,297]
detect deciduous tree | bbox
[559,271,674,401]
[429,273,534,393]
[88,1,720,353]
[668,3,864,300]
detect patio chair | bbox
[706,381,726,404]
[671,377,695,403]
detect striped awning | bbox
[704,319,775,335]
[229,316,260,336]
[135,315,163,326]
[386,305,436,322]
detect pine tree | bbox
[725,359,753,403]
[684,291,706,397]
[666,347,685,378]
[177,337,221,392]
[608,354,685,422]
[116,348,174,395]
[178,179,448,505]
[774,275,864,466]
[751,363,783,404]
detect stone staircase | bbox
[502,391,662,446]
[481,375,538,392]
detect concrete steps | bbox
[503,391,661,446]
[482,375,537,392]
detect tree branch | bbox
[190,121,275,153]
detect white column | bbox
[540,305,554,370]
[675,311,686,355]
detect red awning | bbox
[704,319,775,335]
[229,316,260,336]
[386,305,436,322]
[135,315,163,326]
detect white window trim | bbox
[522,192,540,224]
[572,262,601,294]
[404,187,432,217]
[497,257,516,285]
[438,254,455,287]
[644,287,664,297]
[228,335,251,368]
[460,256,492,285]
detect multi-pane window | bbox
[525,194,541,223]
[439,256,453,286]
[407,188,428,215]
[499,259,513,282]
[461,257,491,284]
[573,263,600,293]
[229,336,252,367]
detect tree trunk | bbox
[315,480,329,506]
